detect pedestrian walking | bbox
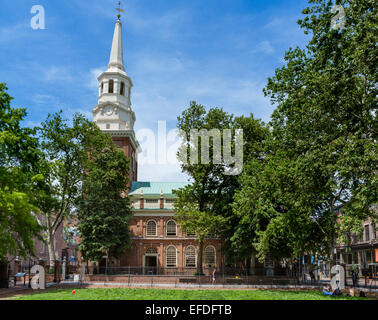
[212,268,216,284]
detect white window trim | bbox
[185,245,197,268]
[166,219,177,237]
[204,245,216,267]
[146,219,157,237]
[166,245,177,268]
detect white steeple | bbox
[108,19,125,71]
[92,17,140,153]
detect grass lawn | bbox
[12,288,366,300]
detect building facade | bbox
[118,182,224,273]
[335,214,378,277]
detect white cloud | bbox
[263,18,284,30]
[87,67,106,90]
[42,66,74,82]
[22,120,41,129]
[0,21,30,44]
[32,94,55,104]
[252,41,275,55]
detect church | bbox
[92,16,223,273]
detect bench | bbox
[14,273,26,286]
[179,278,197,284]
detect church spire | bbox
[108,18,125,71]
[93,6,140,182]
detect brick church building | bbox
[92,17,223,273]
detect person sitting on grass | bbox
[332,287,342,296]
[346,285,355,297]
[323,284,333,296]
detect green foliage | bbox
[35,112,104,264]
[0,83,42,263]
[174,186,226,243]
[233,0,377,262]
[175,102,269,265]
[77,126,132,263]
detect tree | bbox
[233,0,377,267]
[174,186,226,274]
[77,125,132,266]
[265,0,377,244]
[221,115,269,265]
[36,112,98,267]
[174,102,268,271]
[232,149,333,267]
[174,102,234,273]
[0,83,42,287]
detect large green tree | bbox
[233,0,377,266]
[35,112,97,267]
[174,102,268,271]
[0,83,42,287]
[77,126,132,266]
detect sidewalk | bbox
[0,282,58,300]
[57,280,378,292]
[0,286,32,299]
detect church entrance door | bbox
[144,255,158,275]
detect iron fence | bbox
[83,266,290,277]
[6,263,378,291]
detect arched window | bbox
[120,82,125,96]
[204,246,216,267]
[166,245,177,267]
[146,247,157,254]
[166,220,177,236]
[185,246,196,268]
[108,79,114,93]
[146,220,157,237]
[100,82,104,95]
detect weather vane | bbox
[116,1,125,19]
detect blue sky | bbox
[0,0,311,181]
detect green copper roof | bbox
[129,181,190,196]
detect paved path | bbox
[0,286,32,299]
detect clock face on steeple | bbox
[105,105,113,116]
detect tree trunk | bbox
[197,240,204,275]
[0,262,9,288]
[47,230,56,269]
